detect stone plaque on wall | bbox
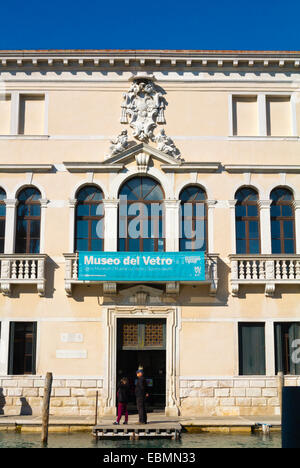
[56,350,87,359]
[60,333,83,343]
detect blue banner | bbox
[78,251,205,282]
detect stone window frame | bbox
[0,91,49,137]
[228,91,297,138]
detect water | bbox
[0,431,281,448]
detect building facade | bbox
[0,49,300,417]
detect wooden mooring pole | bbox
[41,372,53,446]
[277,371,284,416]
[95,390,99,426]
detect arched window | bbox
[235,187,260,254]
[118,176,164,252]
[75,186,104,252]
[179,185,207,252]
[270,187,295,254]
[15,187,41,253]
[0,188,6,253]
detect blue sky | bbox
[0,0,299,51]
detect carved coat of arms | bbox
[107,76,181,160]
[120,80,166,143]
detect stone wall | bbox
[0,376,104,417]
[179,376,300,417]
[2,375,300,417]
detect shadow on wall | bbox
[0,390,33,416]
[0,388,5,415]
[20,397,32,416]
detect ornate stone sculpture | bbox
[107,129,129,158]
[120,79,166,143]
[106,78,182,160]
[154,129,181,159]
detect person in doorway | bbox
[113,377,130,425]
[135,367,149,424]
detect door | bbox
[116,318,166,411]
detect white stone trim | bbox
[7,91,48,136]
[294,200,300,255]
[0,321,9,375]
[10,91,19,135]
[228,200,237,254]
[103,199,119,252]
[109,167,174,200]
[39,198,48,254]
[229,182,265,200]
[228,91,297,138]
[103,306,181,417]
[4,198,17,254]
[225,165,300,174]
[43,91,49,135]
[265,320,275,376]
[258,93,267,136]
[258,200,272,254]
[164,199,180,252]
[12,181,47,200]
[207,200,216,253]
[69,179,109,201]
[266,182,300,200]
[68,198,76,253]
[175,181,213,202]
[228,93,233,136]
[291,93,298,137]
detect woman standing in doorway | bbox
[114,377,130,425]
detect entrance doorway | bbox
[116,318,166,412]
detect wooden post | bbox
[41,372,53,445]
[278,371,284,416]
[95,390,98,426]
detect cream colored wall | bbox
[48,90,122,135]
[266,96,291,136]
[233,96,258,136]
[0,96,11,134]
[180,322,235,376]
[37,321,104,375]
[0,74,299,379]
[19,95,45,135]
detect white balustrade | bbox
[0,254,47,296]
[230,255,300,297]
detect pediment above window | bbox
[63,142,183,174]
[104,142,182,165]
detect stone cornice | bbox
[0,164,53,173]
[224,164,300,173]
[63,162,124,173]
[161,162,220,173]
[1,50,300,71]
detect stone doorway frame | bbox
[103,306,181,416]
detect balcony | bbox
[63,253,219,297]
[0,254,47,296]
[229,254,300,297]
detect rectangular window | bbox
[0,95,11,135]
[18,95,45,135]
[275,322,300,375]
[239,323,266,375]
[266,96,291,136]
[232,96,258,136]
[8,322,37,375]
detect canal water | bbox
[0,431,281,448]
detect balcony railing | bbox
[0,254,47,296]
[229,254,300,296]
[63,253,219,297]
